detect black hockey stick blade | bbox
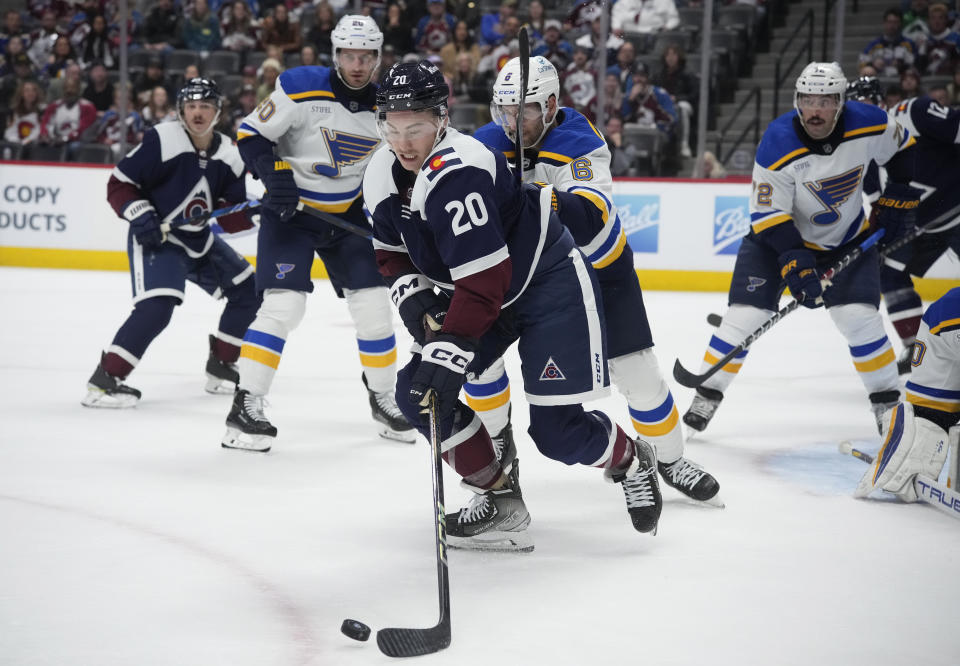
[377,620,451,658]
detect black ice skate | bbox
[81,356,141,409]
[447,460,533,553]
[608,439,662,534]
[222,389,276,452]
[363,374,416,443]
[682,386,724,433]
[896,344,915,375]
[869,390,901,435]
[205,334,240,394]
[491,405,518,471]
[658,457,723,507]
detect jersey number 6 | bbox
[446,193,489,236]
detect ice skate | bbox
[447,460,533,553]
[81,357,141,408]
[205,335,240,394]
[896,344,914,375]
[869,390,901,435]
[682,386,723,433]
[608,439,662,534]
[222,389,276,452]
[658,457,724,507]
[491,406,518,471]
[363,374,416,443]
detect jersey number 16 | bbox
[446,193,489,236]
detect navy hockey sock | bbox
[106,296,178,376]
[218,278,259,347]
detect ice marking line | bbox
[0,493,320,665]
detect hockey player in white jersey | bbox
[682,62,920,435]
[222,15,415,452]
[466,56,720,506]
[855,287,960,501]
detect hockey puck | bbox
[341,619,371,642]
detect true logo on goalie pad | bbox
[539,357,566,381]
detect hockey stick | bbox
[376,392,451,657]
[159,200,261,234]
[294,202,372,239]
[673,223,931,389]
[514,27,530,185]
[838,441,960,520]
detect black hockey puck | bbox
[341,619,371,642]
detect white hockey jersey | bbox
[906,287,960,415]
[750,101,913,251]
[236,66,380,213]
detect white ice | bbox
[1,267,958,666]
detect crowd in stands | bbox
[859,3,960,109]
[0,0,765,174]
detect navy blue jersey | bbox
[364,127,571,339]
[108,122,247,257]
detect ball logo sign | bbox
[615,194,659,253]
[713,196,750,255]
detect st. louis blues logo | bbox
[312,129,379,177]
[803,165,863,226]
[746,276,767,292]
[539,357,566,381]
[275,263,295,279]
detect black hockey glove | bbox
[255,154,299,221]
[778,249,823,309]
[410,335,476,416]
[390,273,450,346]
[129,207,164,250]
[872,182,921,246]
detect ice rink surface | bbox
[2,266,958,666]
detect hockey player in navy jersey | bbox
[223,15,414,452]
[848,76,960,375]
[855,287,960,501]
[82,78,260,408]
[364,59,663,551]
[463,56,720,507]
[682,62,920,435]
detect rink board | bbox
[0,161,956,298]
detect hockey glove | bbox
[390,273,449,346]
[872,182,921,246]
[128,205,164,250]
[215,198,256,233]
[255,154,299,222]
[409,335,476,416]
[778,249,823,308]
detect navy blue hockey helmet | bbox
[376,60,448,120]
[846,76,884,106]
[177,77,223,113]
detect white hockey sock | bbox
[238,289,306,396]
[463,357,511,436]
[698,304,773,393]
[829,303,899,394]
[344,287,397,393]
[609,348,683,462]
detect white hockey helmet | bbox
[794,61,846,133]
[490,56,560,147]
[332,14,383,90]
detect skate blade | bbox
[81,389,138,409]
[447,530,534,553]
[694,493,725,509]
[376,424,417,444]
[204,376,237,395]
[221,427,272,453]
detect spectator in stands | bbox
[885,82,905,106]
[417,0,457,53]
[603,114,640,176]
[79,14,115,70]
[262,4,300,54]
[916,3,960,74]
[82,61,113,114]
[902,0,930,42]
[256,56,281,102]
[143,0,182,52]
[38,75,96,150]
[900,65,924,98]
[1,10,27,57]
[439,19,480,77]
[383,2,415,55]
[611,0,680,35]
[928,83,949,106]
[622,61,676,140]
[229,82,257,132]
[449,49,487,102]
[607,41,637,88]
[4,79,45,145]
[43,35,76,82]
[240,63,257,89]
[221,0,259,53]
[1,54,36,111]
[45,61,79,101]
[563,44,598,117]
[183,63,201,82]
[299,44,318,66]
[182,0,222,52]
[654,43,696,157]
[699,150,728,178]
[27,10,59,70]
[479,0,518,46]
[593,71,624,124]
[1,35,27,77]
[859,8,917,76]
[133,56,171,108]
[576,13,624,63]
[945,62,960,106]
[306,2,336,57]
[532,19,572,72]
[141,85,176,126]
[522,0,545,41]
[94,84,144,159]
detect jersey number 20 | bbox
[446,193,489,235]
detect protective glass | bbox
[491,102,544,130]
[377,117,440,144]
[796,94,841,111]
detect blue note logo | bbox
[714,196,750,255]
[312,129,380,178]
[615,194,659,253]
[275,263,295,279]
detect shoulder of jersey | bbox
[364,143,399,209]
[413,129,498,205]
[922,287,960,335]
[278,66,336,103]
[841,100,889,139]
[212,131,245,174]
[152,121,196,160]
[755,111,807,170]
[537,107,606,166]
[473,121,513,153]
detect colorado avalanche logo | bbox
[183,196,209,219]
[804,166,863,226]
[312,129,379,177]
[539,357,566,381]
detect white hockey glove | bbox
[854,402,949,502]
